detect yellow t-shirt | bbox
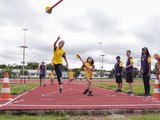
[52,47,65,65]
[84,62,94,78]
[68,71,74,80]
[50,72,54,79]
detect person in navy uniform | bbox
[140,47,151,96]
[124,50,134,95]
[114,56,123,92]
[38,62,46,87]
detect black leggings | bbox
[54,64,63,85]
[142,73,150,94]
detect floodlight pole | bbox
[20,28,28,83]
[98,42,102,77]
[101,54,105,79]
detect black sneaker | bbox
[147,94,151,96]
[43,84,46,87]
[83,89,89,94]
[59,88,64,93]
[115,89,122,92]
[143,93,147,97]
[128,92,134,96]
[88,91,93,96]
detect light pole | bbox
[137,59,140,78]
[98,42,102,77]
[101,54,105,79]
[20,28,28,83]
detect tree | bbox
[0,64,7,69]
[26,62,39,69]
[133,67,139,77]
[152,63,158,75]
[72,68,81,77]
[46,63,53,70]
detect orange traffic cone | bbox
[152,75,160,101]
[0,72,12,100]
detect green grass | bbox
[79,78,155,84]
[0,114,160,120]
[93,84,154,96]
[0,83,39,95]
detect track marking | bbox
[7,104,160,107]
[40,99,55,101]
[78,99,93,101]
[0,86,39,107]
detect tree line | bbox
[0,62,158,78]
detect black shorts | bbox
[40,73,45,79]
[126,72,133,83]
[115,75,122,83]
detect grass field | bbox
[0,114,160,120]
[79,78,155,84]
[93,83,154,96]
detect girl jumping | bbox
[82,57,95,96]
[52,35,68,93]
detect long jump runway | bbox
[0,81,160,111]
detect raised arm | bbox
[53,35,61,49]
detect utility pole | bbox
[101,54,105,79]
[20,28,28,83]
[98,42,102,78]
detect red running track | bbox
[0,81,160,111]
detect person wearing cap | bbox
[114,56,123,92]
[52,35,68,93]
[140,47,151,96]
[124,50,134,95]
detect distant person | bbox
[52,35,68,93]
[38,62,46,87]
[140,47,151,96]
[82,57,95,96]
[114,56,123,92]
[50,69,54,85]
[68,69,74,86]
[124,50,134,96]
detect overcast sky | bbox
[0,0,160,70]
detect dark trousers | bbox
[54,64,63,85]
[142,73,150,94]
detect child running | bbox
[68,69,74,86]
[38,61,46,87]
[52,35,68,93]
[82,57,95,96]
[50,69,54,85]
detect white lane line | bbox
[7,104,160,107]
[78,99,93,101]
[40,99,55,101]
[0,86,39,107]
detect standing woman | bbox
[52,35,68,93]
[140,47,151,96]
